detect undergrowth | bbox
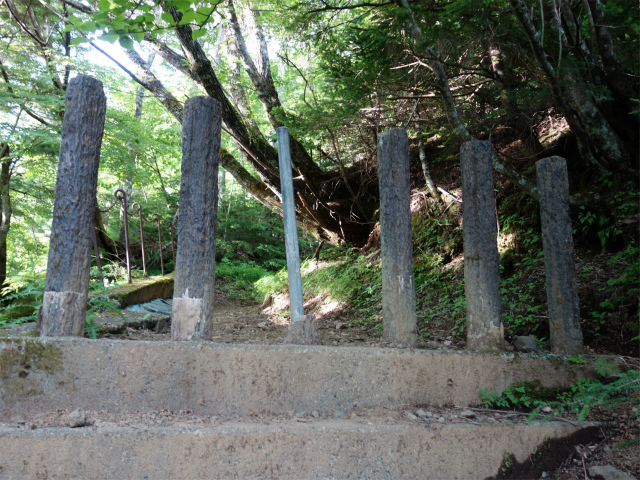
[479,359,640,424]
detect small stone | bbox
[426,411,433,418]
[335,322,346,330]
[460,410,476,418]
[541,472,547,478]
[603,445,612,452]
[542,406,553,413]
[197,398,205,406]
[588,465,637,480]
[298,411,307,418]
[437,417,445,423]
[154,318,169,334]
[513,335,539,352]
[416,409,427,418]
[312,411,319,418]
[406,412,418,421]
[67,409,88,428]
[16,420,26,425]
[334,411,345,418]
[257,321,272,329]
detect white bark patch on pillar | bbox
[171,293,204,341]
[40,291,87,337]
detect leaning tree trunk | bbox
[509,0,629,172]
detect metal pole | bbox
[153,214,164,275]
[132,202,147,276]
[169,222,176,266]
[91,226,104,286]
[276,127,305,322]
[115,189,132,283]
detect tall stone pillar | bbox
[460,140,504,350]
[171,97,221,341]
[377,128,417,347]
[536,156,583,353]
[41,75,106,337]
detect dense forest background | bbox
[0,0,638,355]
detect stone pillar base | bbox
[284,315,319,345]
[40,291,87,337]
[171,296,205,341]
[466,322,505,351]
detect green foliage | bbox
[256,246,383,326]
[0,279,45,326]
[530,368,640,422]
[85,281,125,339]
[479,380,559,410]
[479,362,640,424]
[216,260,269,302]
[499,251,545,335]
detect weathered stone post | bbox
[377,128,417,347]
[171,97,221,341]
[277,127,318,344]
[536,156,583,353]
[460,141,504,350]
[41,75,106,337]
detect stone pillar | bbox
[171,97,221,341]
[377,128,417,347]
[41,75,107,337]
[536,156,583,353]
[460,140,504,350]
[277,127,318,344]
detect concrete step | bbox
[0,414,598,480]
[0,337,598,419]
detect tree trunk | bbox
[509,0,630,172]
[0,143,12,294]
[417,125,441,202]
[489,46,544,158]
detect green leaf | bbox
[97,0,111,11]
[77,21,97,33]
[118,35,134,50]
[113,0,128,6]
[191,29,207,40]
[161,12,174,23]
[196,6,213,15]
[130,31,144,42]
[179,10,197,25]
[112,14,127,26]
[70,36,90,46]
[174,0,191,11]
[99,33,119,43]
[142,13,155,23]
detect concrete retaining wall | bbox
[0,338,598,419]
[0,421,592,479]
